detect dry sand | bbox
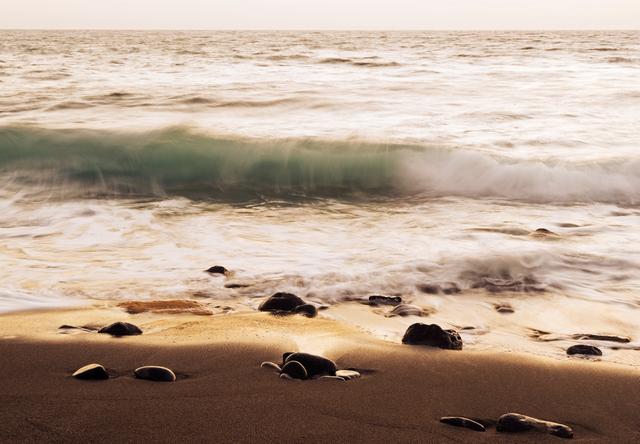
[0,306,638,443]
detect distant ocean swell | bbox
[1,126,639,203]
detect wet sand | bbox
[0,307,639,443]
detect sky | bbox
[2,0,639,30]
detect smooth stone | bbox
[402,323,463,350]
[292,303,318,318]
[72,363,109,380]
[134,366,176,382]
[98,322,142,336]
[282,352,337,377]
[205,265,228,275]
[534,228,556,235]
[496,413,573,439]
[281,360,308,380]
[440,417,486,432]
[368,295,402,306]
[259,292,306,312]
[567,344,602,356]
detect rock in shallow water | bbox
[497,413,573,439]
[292,303,318,318]
[387,304,428,317]
[440,416,486,432]
[567,344,602,356]
[259,292,306,312]
[134,366,176,382]
[98,322,142,336]
[205,265,228,275]
[402,323,463,350]
[368,295,402,306]
[72,363,109,380]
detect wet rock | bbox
[386,304,431,317]
[567,344,602,356]
[417,282,460,295]
[292,304,318,318]
[402,323,463,350]
[282,352,337,377]
[98,322,142,336]
[368,295,402,306]
[224,282,251,289]
[281,360,307,380]
[205,265,228,275]
[494,302,514,314]
[134,366,176,382]
[259,292,305,312]
[497,413,573,439]
[534,228,556,235]
[72,363,109,380]
[440,416,486,432]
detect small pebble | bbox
[98,322,142,336]
[205,265,228,275]
[134,366,176,382]
[567,344,602,356]
[72,363,109,380]
[440,416,486,432]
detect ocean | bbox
[1,30,639,360]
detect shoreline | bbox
[1,306,639,442]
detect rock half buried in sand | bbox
[134,366,176,382]
[368,295,402,306]
[402,323,463,350]
[259,292,306,312]
[72,363,109,380]
[567,344,602,356]
[497,413,573,439]
[440,416,486,432]
[494,302,515,314]
[281,360,308,380]
[98,322,142,336]
[263,352,341,380]
[205,265,228,275]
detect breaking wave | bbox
[1,125,640,203]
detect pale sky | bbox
[2,0,639,30]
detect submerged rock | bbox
[386,304,431,317]
[402,323,463,350]
[567,344,602,356]
[497,413,573,439]
[417,282,461,295]
[440,416,486,432]
[205,265,228,275]
[98,322,142,336]
[573,334,630,343]
[134,366,176,382]
[259,292,305,312]
[494,302,515,314]
[368,295,402,306]
[72,363,109,380]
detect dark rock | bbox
[282,352,337,377]
[440,417,486,432]
[224,282,250,289]
[497,413,573,439]
[417,283,460,295]
[292,304,318,318]
[205,265,228,275]
[534,228,556,235]
[259,292,305,312]
[567,344,602,356]
[494,303,515,314]
[98,322,142,336]
[281,360,308,379]
[134,366,176,382]
[72,363,109,380]
[368,295,402,306]
[402,323,463,350]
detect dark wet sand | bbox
[0,309,639,443]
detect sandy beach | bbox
[1,305,638,443]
